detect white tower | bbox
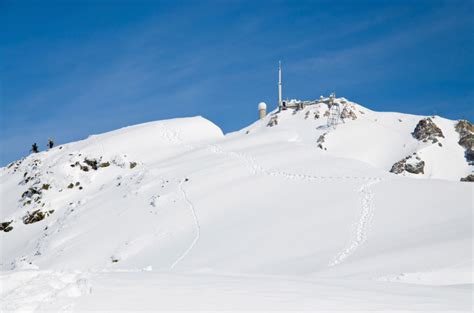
[258,102,267,120]
[278,61,282,110]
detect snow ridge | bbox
[328,179,381,267]
[170,179,200,269]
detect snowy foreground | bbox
[1,99,472,311]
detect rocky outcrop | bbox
[84,158,99,170]
[455,119,474,135]
[317,133,327,150]
[460,174,474,182]
[23,209,54,225]
[340,106,357,120]
[390,154,425,175]
[412,118,444,143]
[21,187,42,200]
[455,120,474,165]
[405,160,425,174]
[267,115,278,127]
[0,220,13,232]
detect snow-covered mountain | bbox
[1,98,472,311]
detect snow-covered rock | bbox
[390,153,425,175]
[455,119,474,165]
[412,117,444,143]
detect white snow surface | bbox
[0,102,473,312]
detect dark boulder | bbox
[412,118,444,143]
[340,106,357,120]
[23,209,54,224]
[405,160,425,174]
[267,115,278,127]
[390,159,406,174]
[84,158,98,170]
[460,174,474,182]
[455,120,474,164]
[0,220,13,232]
[390,154,425,175]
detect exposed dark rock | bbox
[21,176,33,184]
[80,164,89,172]
[465,150,474,164]
[317,133,327,150]
[390,159,406,174]
[460,174,474,182]
[458,134,474,151]
[340,106,357,120]
[21,187,41,200]
[84,158,98,170]
[412,118,444,143]
[267,115,278,127]
[455,119,474,135]
[41,184,50,190]
[390,154,425,175]
[0,220,13,232]
[129,162,137,169]
[405,160,425,174]
[23,209,54,225]
[455,120,474,164]
[67,183,74,189]
[99,162,110,168]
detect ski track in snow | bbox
[328,179,381,267]
[170,179,201,269]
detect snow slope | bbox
[0,101,472,312]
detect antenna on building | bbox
[278,61,283,111]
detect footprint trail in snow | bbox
[328,179,381,267]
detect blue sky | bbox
[1,0,473,165]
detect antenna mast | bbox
[278,61,282,110]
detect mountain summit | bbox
[1,99,472,311]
